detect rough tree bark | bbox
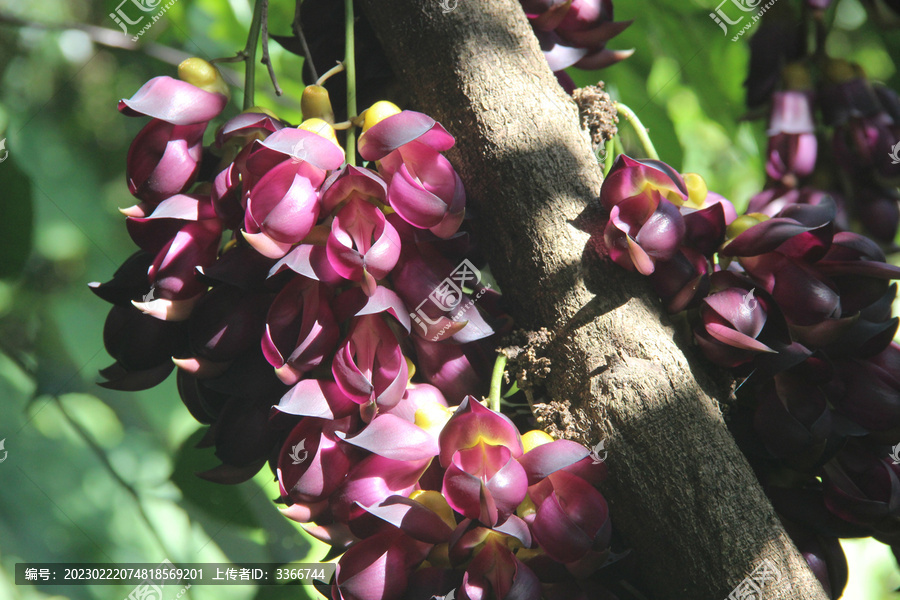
[358,1,830,599]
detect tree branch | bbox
[358,0,828,598]
[0,11,191,66]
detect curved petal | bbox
[119,76,227,125]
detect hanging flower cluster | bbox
[745,52,900,247]
[583,150,900,598]
[92,58,627,599]
[520,0,633,92]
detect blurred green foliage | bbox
[0,0,897,599]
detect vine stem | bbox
[488,353,507,413]
[614,102,660,161]
[604,137,615,175]
[344,0,358,166]
[242,0,266,110]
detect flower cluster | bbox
[93,59,624,599]
[585,152,900,598]
[520,0,633,92]
[277,395,612,600]
[746,54,900,246]
[92,60,500,470]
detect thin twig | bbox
[260,0,282,97]
[242,0,266,110]
[0,11,191,65]
[292,0,318,82]
[344,0,357,165]
[614,102,660,161]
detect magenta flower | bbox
[437,397,527,526]
[119,75,227,204]
[277,416,356,504]
[333,529,431,600]
[456,531,540,600]
[242,127,346,258]
[243,160,324,259]
[136,219,222,321]
[692,273,802,370]
[766,91,818,182]
[358,110,466,238]
[327,198,401,295]
[331,454,433,524]
[597,155,689,275]
[410,338,488,404]
[523,0,632,90]
[262,276,339,385]
[527,470,611,565]
[332,314,409,411]
[125,119,206,204]
[118,75,228,125]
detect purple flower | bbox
[137,218,222,321]
[327,197,401,296]
[766,91,818,183]
[358,110,466,238]
[753,368,833,470]
[119,70,228,203]
[125,119,206,204]
[332,315,409,411]
[822,439,900,533]
[277,416,356,504]
[597,156,690,275]
[524,0,633,88]
[526,470,611,566]
[693,273,797,369]
[262,276,340,385]
[243,160,324,259]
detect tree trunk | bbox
[358,1,829,598]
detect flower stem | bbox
[489,353,507,413]
[344,0,358,166]
[614,102,660,161]
[603,137,615,176]
[242,0,266,110]
[613,134,625,159]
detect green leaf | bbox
[170,427,262,529]
[0,156,34,279]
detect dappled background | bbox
[0,0,897,598]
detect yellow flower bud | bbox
[362,101,402,133]
[301,85,335,124]
[726,213,769,240]
[177,58,230,98]
[521,429,554,453]
[682,172,708,208]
